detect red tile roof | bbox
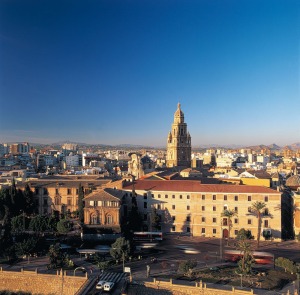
[123,180,279,194]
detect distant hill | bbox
[268,143,281,150]
[290,142,300,150]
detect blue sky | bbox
[0,0,299,147]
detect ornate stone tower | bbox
[166,103,191,168]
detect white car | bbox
[183,247,200,254]
[103,281,115,291]
[96,280,106,290]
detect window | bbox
[165,194,168,198]
[248,195,251,201]
[201,228,205,234]
[213,206,216,211]
[172,205,176,210]
[43,198,48,206]
[186,216,191,222]
[202,217,206,222]
[187,195,190,199]
[172,216,176,221]
[55,188,59,194]
[143,193,147,199]
[264,220,269,227]
[172,226,176,231]
[213,228,217,234]
[264,196,269,202]
[67,198,71,206]
[213,195,216,200]
[224,195,227,201]
[264,208,269,216]
[187,205,190,210]
[157,204,161,210]
[106,214,113,224]
[234,196,238,201]
[187,227,190,232]
[213,217,217,223]
[158,194,161,198]
[202,206,205,211]
[76,189,79,195]
[144,214,147,221]
[248,207,252,213]
[234,218,238,224]
[144,202,147,209]
[234,207,238,213]
[224,205,228,211]
[179,195,182,199]
[172,195,175,199]
[234,230,238,235]
[151,194,154,198]
[202,195,205,200]
[67,188,71,195]
[248,219,252,225]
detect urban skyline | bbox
[1,1,299,146]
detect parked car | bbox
[96,280,106,290]
[103,282,115,292]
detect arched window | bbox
[91,211,101,224]
[106,214,113,225]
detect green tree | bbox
[178,260,197,277]
[251,201,267,248]
[29,215,47,236]
[48,243,64,268]
[221,209,237,241]
[275,257,298,274]
[78,184,84,223]
[236,228,253,241]
[236,238,254,274]
[57,218,72,235]
[15,237,38,263]
[11,214,26,234]
[110,237,131,265]
[23,184,35,215]
[151,208,161,231]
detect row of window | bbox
[170,216,269,227]
[155,204,191,210]
[144,193,269,202]
[171,227,265,235]
[35,188,91,195]
[89,200,120,207]
[157,194,190,199]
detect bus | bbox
[224,250,274,265]
[133,231,163,242]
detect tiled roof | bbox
[286,175,300,187]
[123,180,279,194]
[84,188,123,201]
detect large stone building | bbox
[20,175,112,215]
[122,179,282,240]
[166,103,191,168]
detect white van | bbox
[103,281,115,291]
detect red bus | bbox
[224,250,274,265]
[133,231,163,242]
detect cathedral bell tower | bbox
[166,103,191,168]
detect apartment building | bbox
[122,180,282,240]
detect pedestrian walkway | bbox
[96,271,126,283]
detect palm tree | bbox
[251,201,267,249]
[221,209,237,241]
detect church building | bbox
[166,103,191,168]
